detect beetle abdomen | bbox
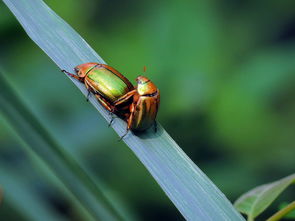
[129,91,159,132]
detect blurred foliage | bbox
[0,0,294,220]
[235,174,295,220]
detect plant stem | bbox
[266,201,295,221]
[247,216,254,221]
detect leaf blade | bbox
[234,174,295,219]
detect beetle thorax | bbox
[75,63,99,78]
[136,76,157,96]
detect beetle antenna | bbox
[143,66,147,73]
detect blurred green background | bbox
[0,0,294,220]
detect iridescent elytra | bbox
[114,75,160,138]
[62,62,133,119]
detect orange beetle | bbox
[114,76,160,138]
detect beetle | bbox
[62,62,134,119]
[62,63,160,138]
[113,75,160,138]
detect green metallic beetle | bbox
[62,63,160,137]
[62,62,134,119]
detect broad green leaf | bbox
[2,0,244,220]
[234,174,295,220]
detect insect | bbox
[62,62,134,119]
[113,75,160,138]
[62,63,160,138]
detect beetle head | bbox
[136,76,158,96]
[74,62,98,77]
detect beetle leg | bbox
[94,94,113,112]
[118,129,129,141]
[154,121,157,133]
[113,90,137,106]
[61,69,83,81]
[108,117,114,127]
[93,93,121,128]
[124,95,139,131]
[86,90,91,102]
[108,115,118,127]
[84,83,93,102]
[118,99,138,140]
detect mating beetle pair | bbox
[62,63,160,138]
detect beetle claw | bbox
[108,116,116,127]
[61,69,71,75]
[118,129,129,141]
[86,90,91,102]
[154,121,157,133]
